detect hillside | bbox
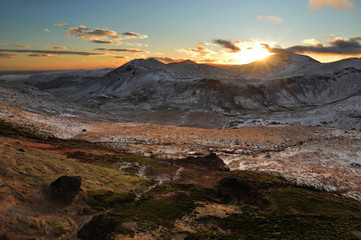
[1,121,361,239]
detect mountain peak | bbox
[237,52,320,76]
[119,58,165,71]
[168,59,197,66]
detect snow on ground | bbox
[1,54,361,200]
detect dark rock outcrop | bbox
[350,162,361,168]
[77,214,129,240]
[178,153,229,171]
[49,176,82,204]
[217,177,268,205]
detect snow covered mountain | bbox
[21,52,361,129]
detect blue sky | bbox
[1,0,361,70]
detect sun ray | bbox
[235,43,273,64]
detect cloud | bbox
[0,49,104,56]
[303,38,323,46]
[122,32,148,39]
[287,36,361,55]
[150,57,187,64]
[54,23,69,27]
[67,25,89,35]
[94,48,148,53]
[11,44,31,48]
[309,0,357,11]
[28,53,55,57]
[0,53,17,58]
[179,44,211,56]
[198,58,217,63]
[257,15,283,24]
[111,55,127,59]
[123,42,148,47]
[44,28,50,32]
[91,40,148,47]
[66,25,117,40]
[46,46,67,50]
[0,43,31,48]
[213,39,241,53]
[91,40,120,45]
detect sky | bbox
[1,0,361,70]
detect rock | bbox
[77,214,125,240]
[178,153,229,171]
[350,163,361,169]
[217,177,268,205]
[49,176,82,204]
[79,207,97,215]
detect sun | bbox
[235,44,273,64]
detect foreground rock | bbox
[49,175,82,204]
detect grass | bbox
[0,141,151,192]
[193,186,361,239]
[86,189,136,208]
[2,120,361,239]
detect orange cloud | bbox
[0,53,17,58]
[46,46,67,50]
[66,26,117,40]
[309,0,357,11]
[178,43,213,57]
[94,48,148,53]
[28,53,55,58]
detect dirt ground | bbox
[1,103,361,200]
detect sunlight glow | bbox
[235,44,273,64]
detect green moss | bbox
[193,186,361,239]
[154,183,218,203]
[122,192,196,228]
[198,213,361,239]
[87,190,136,208]
[266,187,361,216]
[219,170,287,188]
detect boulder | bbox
[178,153,229,171]
[49,176,82,204]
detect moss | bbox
[219,170,287,189]
[193,185,361,239]
[87,190,136,208]
[266,187,361,216]
[121,192,197,228]
[117,155,172,176]
[200,213,361,239]
[154,183,219,203]
[185,230,236,240]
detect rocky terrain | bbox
[1,52,361,239]
[1,121,361,240]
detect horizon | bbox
[1,0,361,71]
[1,52,360,73]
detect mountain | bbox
[8,52,361,130]
[167,59,197,66]
[235,51,321,78]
